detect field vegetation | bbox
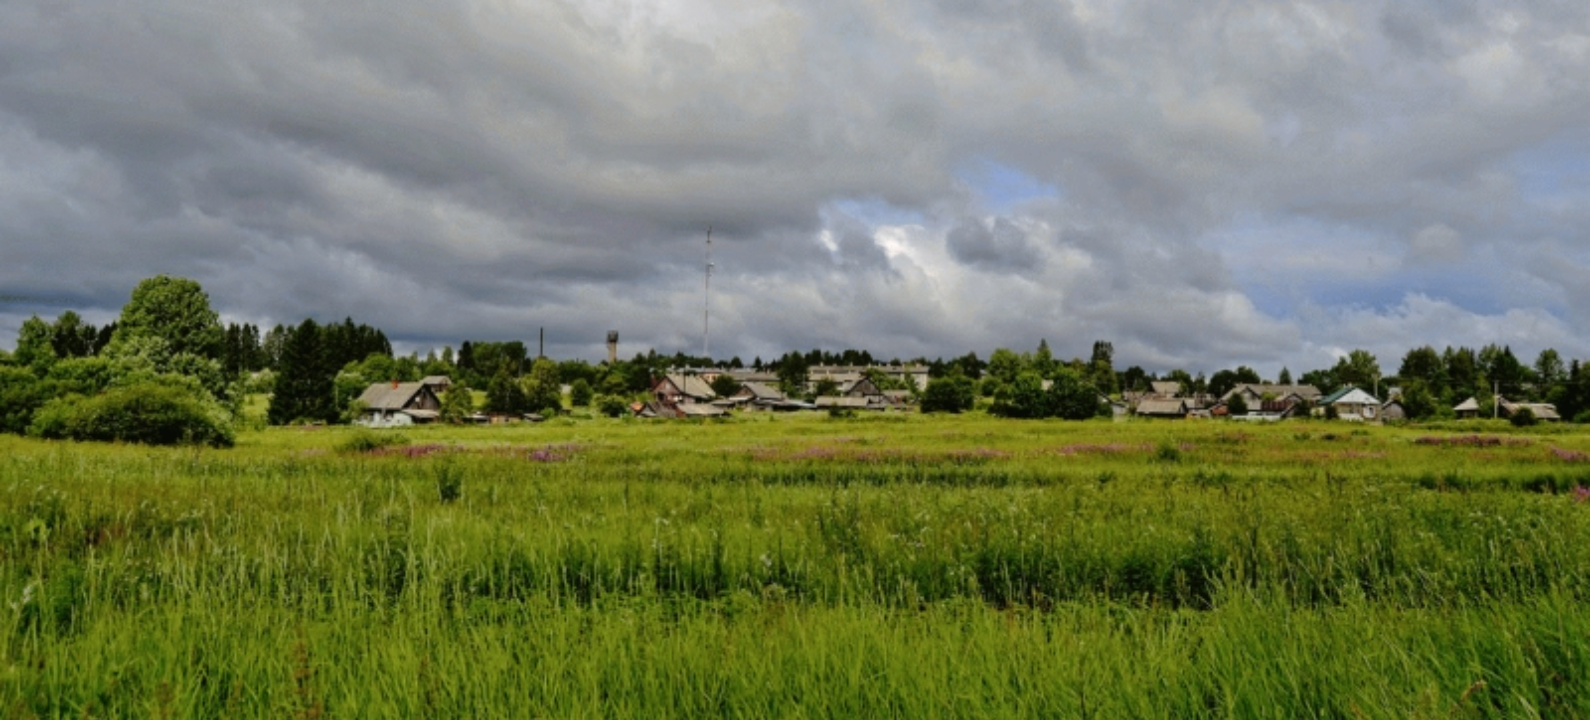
[4,413,1590,717]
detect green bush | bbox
[1509,407,1538,427]
[594,394,630,418]
[336,428,408,453]
[28,382,234,447]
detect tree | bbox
[986,348,1026,385]
[13,316,56,376]
[708,374,741,398]
[920,372,975,413]
[1277,367,1292,385]
[50,311,98,359]
[0,366,50,434]
[776,351,810,397]
[1398,346,1445,396]
[485,362,528,415]
[107,276,223,360]
[1226,393,1249,416]
[439,381,476,423]
[813,378,842,397]
[1534,349,1565,396]
[1045,367,1103,420]
[570,378,595,407]
[1088,340,1117,394]
[1331,350,1380,392]
[520,357,563,414]
[1033,339,1057,379]
[268,319,335,425]
[992,371,1046,418]
[1444,346,1481,402]
[1399,380,1439,420]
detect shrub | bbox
[337,428,408,453]
[921,374,976,414]
[1509,407,1538,427]
[28,382,234,447]
[595,394,630,418]
[569,379,594,407]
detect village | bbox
[351,364,1561,427]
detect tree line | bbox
[8,275,1590,446]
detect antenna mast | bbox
[703,226,713,361]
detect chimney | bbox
[391,379,399,389]
[607,331,618,364]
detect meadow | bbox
[4,412,1590,718]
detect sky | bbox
[2,0,1588,376]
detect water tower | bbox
[607,331,618,364]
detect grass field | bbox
[4,413,1590,718]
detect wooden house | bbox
[355,381,442,427]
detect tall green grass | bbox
[3,415,1589,717]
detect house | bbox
[420,375,453,393]
[1135,398,1190,418]
[731,381,787,409]
[1149,381,1182,398]
[1454,397,1481,419]
[653,374,717,405]
[1498,398,1561,422]
[1221,384,1322,407]
[1380,400,1407,421]
[1316,386,1381,421]
[355,381,442,427]
[842,376,882,399]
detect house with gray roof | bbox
[355,381,442,427]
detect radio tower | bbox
[703,226,713,361]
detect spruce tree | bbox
[268,319,336,424]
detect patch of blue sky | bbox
[955,159,1060,211]
[1202,212,1523,320]
[1508,133,1590,202]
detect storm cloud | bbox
[1,0,1587,374]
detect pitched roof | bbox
[357,382,429,411]
[1318,386,1377,406]
[1223,383,1323,401]
[1453,397,1480,412]
[420,375,452,387]
[1150,381,1182,397]
[664,373,717,399]
[1136,398,1188,416]
[738,381,784,400]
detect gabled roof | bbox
[1150,381,1182,397]
[1136,398,1189,416]
[420,375,452,387]
[1318,386,1377,406]
[1223,383,1323,401]
[1453,397,1480,412]
[664,373,717,399]
[738,381,784,400]
[357,382,430,411]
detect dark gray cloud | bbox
[2,0,1588,374]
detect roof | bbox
[357,382,429,411]
[1150,381,1182,397]
[1223,383,1322,401]
[1500,398,1560,421]
[420,375,452,387]
[664,373,717,399]
[1318,386,1377,406]
[1454,397,1480,412]
[738,381,784,400]
[1136,398,1188,416]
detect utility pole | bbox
[703,226,713,362]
